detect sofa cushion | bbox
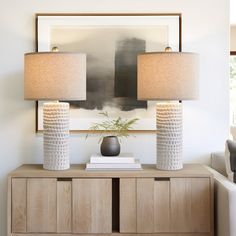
[225,140,236,183]
[211,152,227,176]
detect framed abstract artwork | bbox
[36,13,182,132]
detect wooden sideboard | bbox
[8,164,214,236]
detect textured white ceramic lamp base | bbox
[156,102,183,170]
[43,102,70,170]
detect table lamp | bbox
[24,52,86,170]
[137,48,199,170]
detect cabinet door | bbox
[170,178,210,233]
[72,178,112,233]
[137,177,211,233]
[154,178,171,232]
[27,178,57,233]
[137,178,170,233]
[120,178,137,233]
[190,178,211,232]
[137,178,154,233]
[12,178,27,233]
[57,180,72,233]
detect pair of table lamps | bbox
[24,48,198,171]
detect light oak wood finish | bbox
[12,233,211,236]
[12,178,27,233]
[8,164,213,236]
[72,179,112,233]
[7,177,12,236]
[137,178,154,233]
[27,178,57,233]
[136,177,211,234]
[170,178,192,232]
[154,179,170,232]
[170,178,210,233]
[120,178,137,233]
[9,164,212,178]
[57,181,72,233]
[190,178,210,232]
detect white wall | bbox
[231,25,236,50]
[231,0,236,25]
[0,0,229,235]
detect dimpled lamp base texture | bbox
[156,102,183,170]
[43,102,70,170]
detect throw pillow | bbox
[225,139,236,183]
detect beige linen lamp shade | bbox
[137,52,199,100]
[24,52,86,100]
[137,51,199,170]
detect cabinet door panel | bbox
[12,178,27,233]
[57,181,72,233]
[170,178,210,233]
[190,178,210,232]
[72,178,112,233]
[137,178,154,233]
[154,179,170,232]
[170,178,192,232]
[27,178,57,233]
[136,177,211,234]
[120,178,136,233]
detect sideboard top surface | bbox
[8,164,212,178]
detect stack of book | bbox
[86,153,142,171]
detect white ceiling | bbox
[231,0,236,25]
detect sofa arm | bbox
[205,166,236,236]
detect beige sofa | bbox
[206,152,236,236]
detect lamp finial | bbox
[52,46,59,52]
[165,46,172,52]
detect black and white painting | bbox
[37,14,181,131]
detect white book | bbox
[90,153,135,164]
[86,160,142,171]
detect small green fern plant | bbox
[88,111,139,142]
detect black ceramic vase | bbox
[100,136,121,156]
